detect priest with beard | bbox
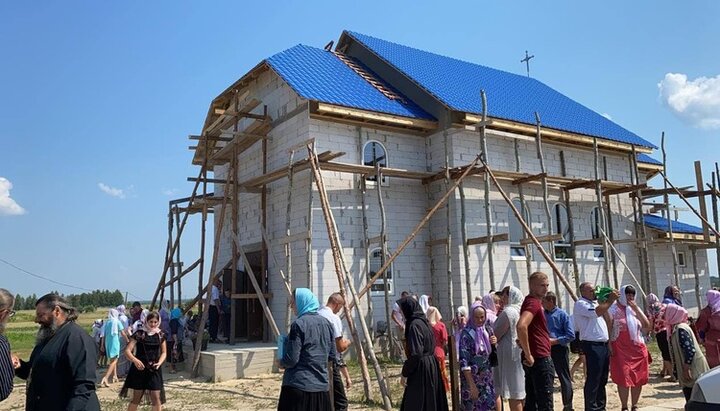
[12,293,100,411]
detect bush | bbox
[81,305,96,314]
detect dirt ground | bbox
[0,359,688,411]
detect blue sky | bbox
[1,1,719,300]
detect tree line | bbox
[13,289,125,312]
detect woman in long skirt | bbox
[398,296,448,411]
[460,302,496,411]
[493,286,524,411]
[609,285,651,411]
[277,288,335,411]
[426,306,450,391]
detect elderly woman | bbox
[398,296,448,411]
[494,286,524,411]
[609,285,651,411]
[664,303,709,401]
[427,306,450,391]
[0,289,15,402]
[277,288,336,411]
[460,302,496,411]
[696,289,720,368]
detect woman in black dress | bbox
[398,296,449,411]
[121,311,167,411]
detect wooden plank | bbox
[425,238,448,247]
[689,243,720,250]
[315,103,437,130]
[466,233,510,245]
[612,237,648,245]
[231,293,273,300]
[189,135,233,142]
[322,161,433,180]
[632,185,694,198]
[602,183,647,196]
[275,231,310,245]
[512,172,546,185]
[573,238,603,246]
[422,166,485,185]
[520,233,563,245]
[239,151,345,188]
[563,179,600,190]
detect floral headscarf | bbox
[465,302,491,355]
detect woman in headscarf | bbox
[426,306,450,392]
[168,308,185,373]
[398,296,448,411]
[494,286,524,411]
[120,311,167,410]
[418,294,431,314]
[277,288,336,411]
[0,289,15,402]
[460,302,496,411]
[650,291,674,379]
[132,309,150,335]
[695,289,720,368]
[609,285,651,411]
[116,305,131,378]
[91,319,104,367]
[481,293,499,327]
[100,308,127,387]
[452,306,468,359]
[662,285,682,306]
[664,303,709,401]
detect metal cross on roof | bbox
[521,50,535,77]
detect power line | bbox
[0,257,95,292]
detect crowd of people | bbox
[0,279,719,410]
[0,289,192,410]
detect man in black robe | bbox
[398,296,449,411]
[13,293,100,411]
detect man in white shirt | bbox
[209,277,222,343]
[391,291,409,340]
[573,282,618,411]
[317,292,352,411]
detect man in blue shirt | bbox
[543,291,575,411]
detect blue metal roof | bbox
[637,153,662,166]
[266,44,434,120]
[346,31,657,149]
[643,214,704,235]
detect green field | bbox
[5,309,101,358]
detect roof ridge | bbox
[346,30,538,85]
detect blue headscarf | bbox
[171,307,182,320]
[294,288,319,318]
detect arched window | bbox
[509,199,530,258]
[369,248,394,295]
[363,140,388,185]
[552,203,572,260]
[590,207,604,260]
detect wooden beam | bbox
[602,183,647,196]
[214,108,268,121]
[520,233,563,245]
[660,171,720,239]
[564,179,600,190]
[612,237,649,245]
[512,172,546,185]
[275,231,310,245]
[466,233,510,245]
[231,293,273,300]
[315,103,437,130]
[632,185,694,198]
[425,238,448,247]
[322,161,433,180]
[574,238,603,246]
[239,151,345,188]
[189,134,233,142]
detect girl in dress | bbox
[121,311,167,411]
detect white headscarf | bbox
[614,285,643,345]
[131,309,150,334]
[419,295,430,314]
[107,308,121,336]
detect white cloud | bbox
[98,182,126,199]
[601,113,613,120]
[658,72,720,129]
[0,177,26,216]
[162,188,180,196]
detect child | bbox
[121,311,167,410]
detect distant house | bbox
[189,31,712,340]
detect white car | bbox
[686,366,720,410]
